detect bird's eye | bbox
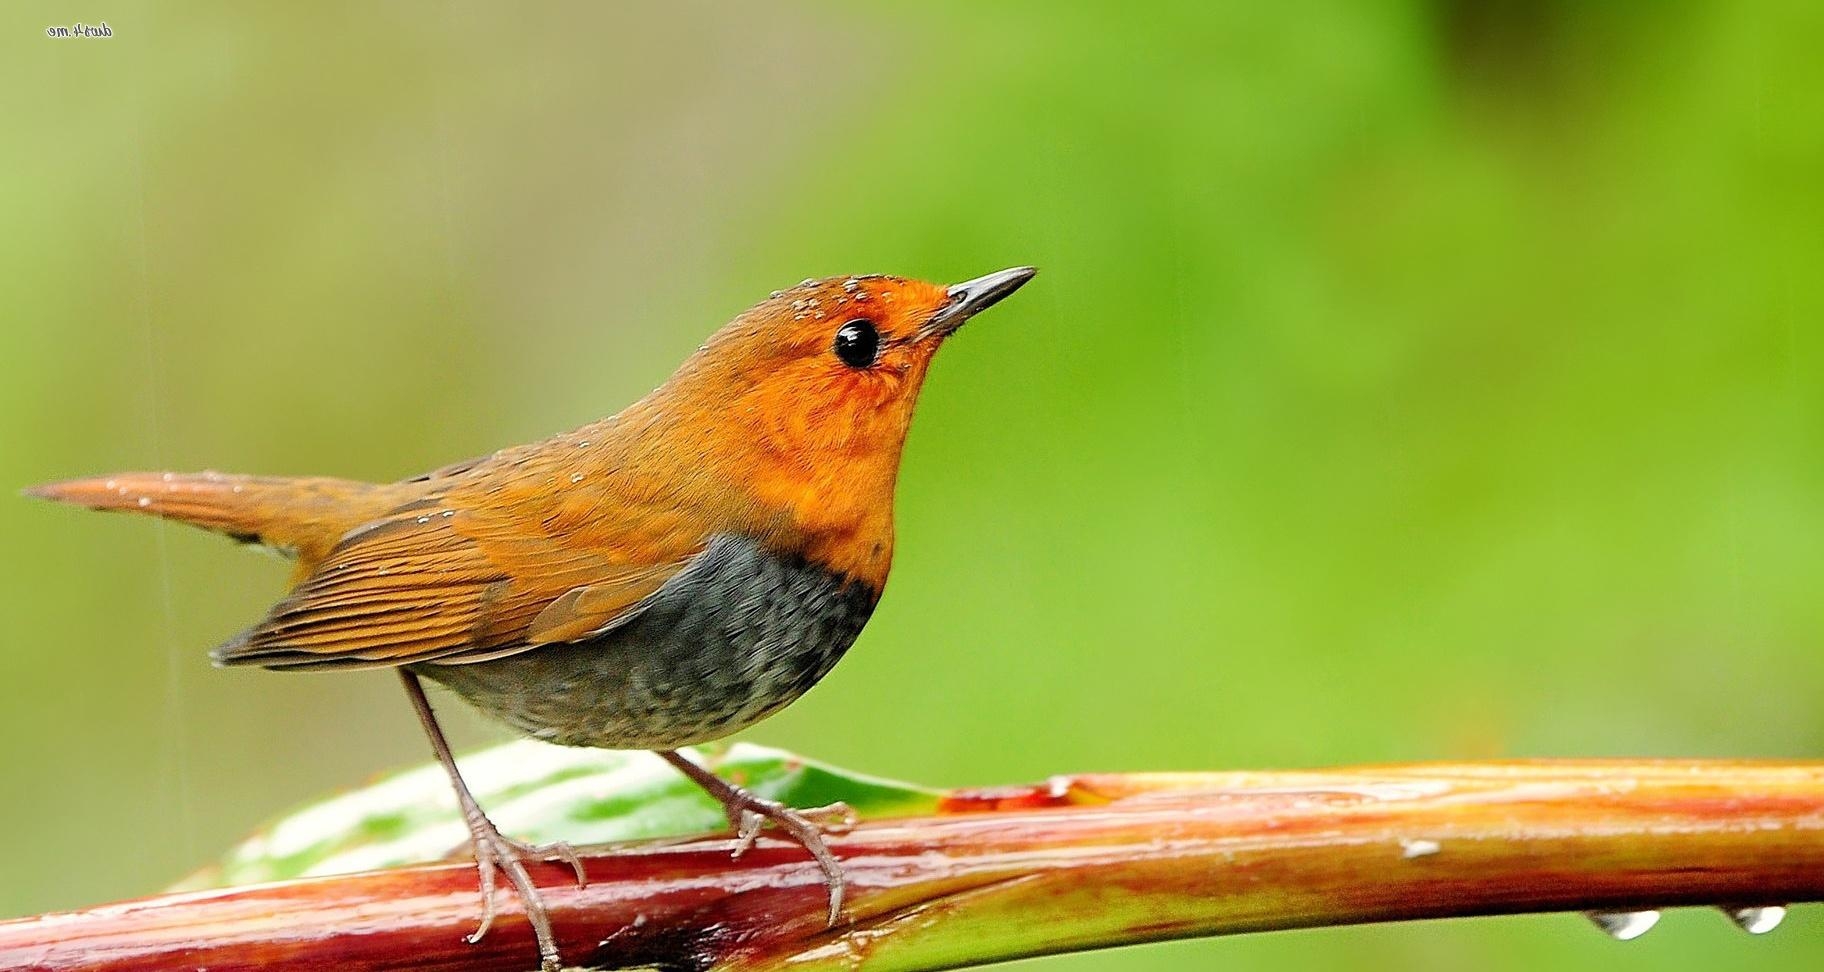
[833,319,880,368]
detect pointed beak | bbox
[922,266,1037,339]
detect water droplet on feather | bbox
[1399,838,1441,859]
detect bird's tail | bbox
[24,471,400,565]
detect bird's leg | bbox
[657,748,855,926]
[400,671,583,972]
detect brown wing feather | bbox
[213,497,701,670]
[522,563,683,645]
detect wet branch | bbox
[5,760,1822,971]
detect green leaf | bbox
[182,741,940,889]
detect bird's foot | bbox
[500,833,589,888]
[459,809,584,972]
[658,749,854,926]
[726,798,857,854]
[718,792,855,925]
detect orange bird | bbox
[28,267,1036,971]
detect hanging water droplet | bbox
[1724,905,1786,934]
[1586,909,1660,941]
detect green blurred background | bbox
[4,1,1821,968]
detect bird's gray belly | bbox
[413,534,878,749]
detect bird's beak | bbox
[922,266,1037,339]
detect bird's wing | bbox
[213,497,702,670]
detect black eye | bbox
[833,319,880,368]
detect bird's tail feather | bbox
[24,471,395,564]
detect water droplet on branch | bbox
[1724,905,1786,934]
[1586,909,1660,940]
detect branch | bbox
[6,760,1821,971]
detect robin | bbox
[29,266,1038,971]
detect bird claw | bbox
[723,799,855,838]
[467,837,500,943]
[501,835,589,888]
[458,811,571,972]
[659,749,852,927]
[801,801,858,833]
[714,794,850,925]
[731,809,766,857]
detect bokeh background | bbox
[4,1,1821,968]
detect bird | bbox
[27,266,1037,972]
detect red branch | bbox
[5,760,1822,971]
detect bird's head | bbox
[696,268,1035,456]
[649,267,1036,577]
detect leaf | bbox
[182,741,940,889]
